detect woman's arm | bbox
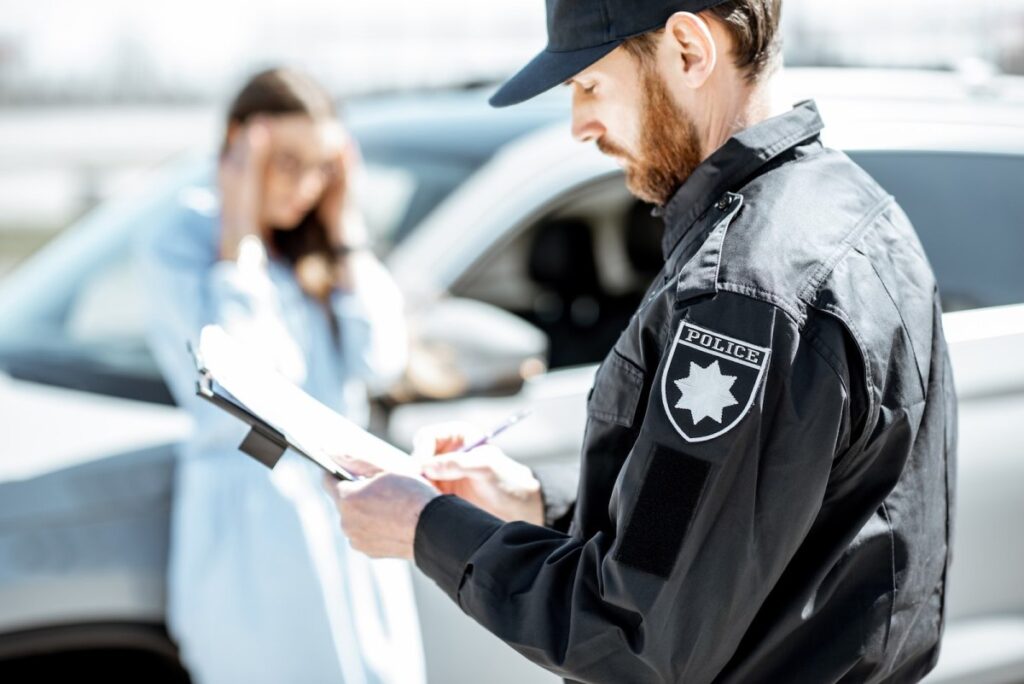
[330,247,409,391]
[135,198,304,422]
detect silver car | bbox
[1,69,1023,683]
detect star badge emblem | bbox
[673,360,739,425]
[662,320,771,442]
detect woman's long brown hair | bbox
[220,67,342,305]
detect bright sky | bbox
[0,0,545,97]
[1,0,1023,100]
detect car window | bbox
[357,151,476,249]
[849,151,1024,312]
[65,250,148,345]
[454,150,1024,369]
[0,146,478,403]
[453,177,661,370]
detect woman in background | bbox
[137,67,424,684]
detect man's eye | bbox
[582,83,596,94]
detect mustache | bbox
[596,137,632,162]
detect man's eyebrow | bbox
[563,78,574,87]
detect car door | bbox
[0,161,193,479]
[0,167,193,672]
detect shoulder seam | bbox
[715,282,805,325]
[858,254,929,399]
[801,315,852,397]
[701,288,853,394]
[797,193,893,304]
[813,300,877,453]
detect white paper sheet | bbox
[198,324,416,478]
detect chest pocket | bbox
[587,351,645,428]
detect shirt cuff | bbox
[413,495,504,602]
[209,248,274,302]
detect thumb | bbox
[329,452,382,479]
[321,472,346,505]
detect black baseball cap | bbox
[490,0,732,108]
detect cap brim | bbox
[489,41,622,108]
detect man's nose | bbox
[571,98,605,143]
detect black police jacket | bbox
[413,99,958,684]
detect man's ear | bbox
[664,11,718,89]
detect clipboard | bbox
[187,326,414,482]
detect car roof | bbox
[345,87,569,167]
[345,67,1024,165]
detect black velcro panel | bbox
[615,444,711,578]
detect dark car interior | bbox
[454,180,664,370]
[520,202,664,368]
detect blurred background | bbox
[2,2,1024,683]
[2,0,1024,273]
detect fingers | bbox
[223,129,247,171]
[322,472,439,560]
[437,435,466,455]
[411,421,485,459]
[322,469,371,504]
[411,434,463,463]
[420,446,501,482]
[321,471,346,504]
[242,116,271,172]
[223,115,271,173]
[340,135,362,173]
[322,471,336,494]
[328,452,383,478]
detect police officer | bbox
[324,1,957,682]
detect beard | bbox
[597,65,703,206]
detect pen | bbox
[457,409,533,453]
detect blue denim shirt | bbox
[138,170,407,458]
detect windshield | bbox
[358,151,475,250]
[0,142,477,350]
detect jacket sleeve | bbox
[413,292,856,683]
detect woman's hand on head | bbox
[318,132,367,249]
[319,131,377,292]
[218,116,271,261]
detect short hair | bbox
[622,0,783,83]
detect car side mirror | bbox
[402,298,548,400]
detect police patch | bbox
[661,321,771,442]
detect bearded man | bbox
[325,2,958,682]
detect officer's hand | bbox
[322,471,439,560]
[413,422,544,525]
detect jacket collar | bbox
[658,99,826,260]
